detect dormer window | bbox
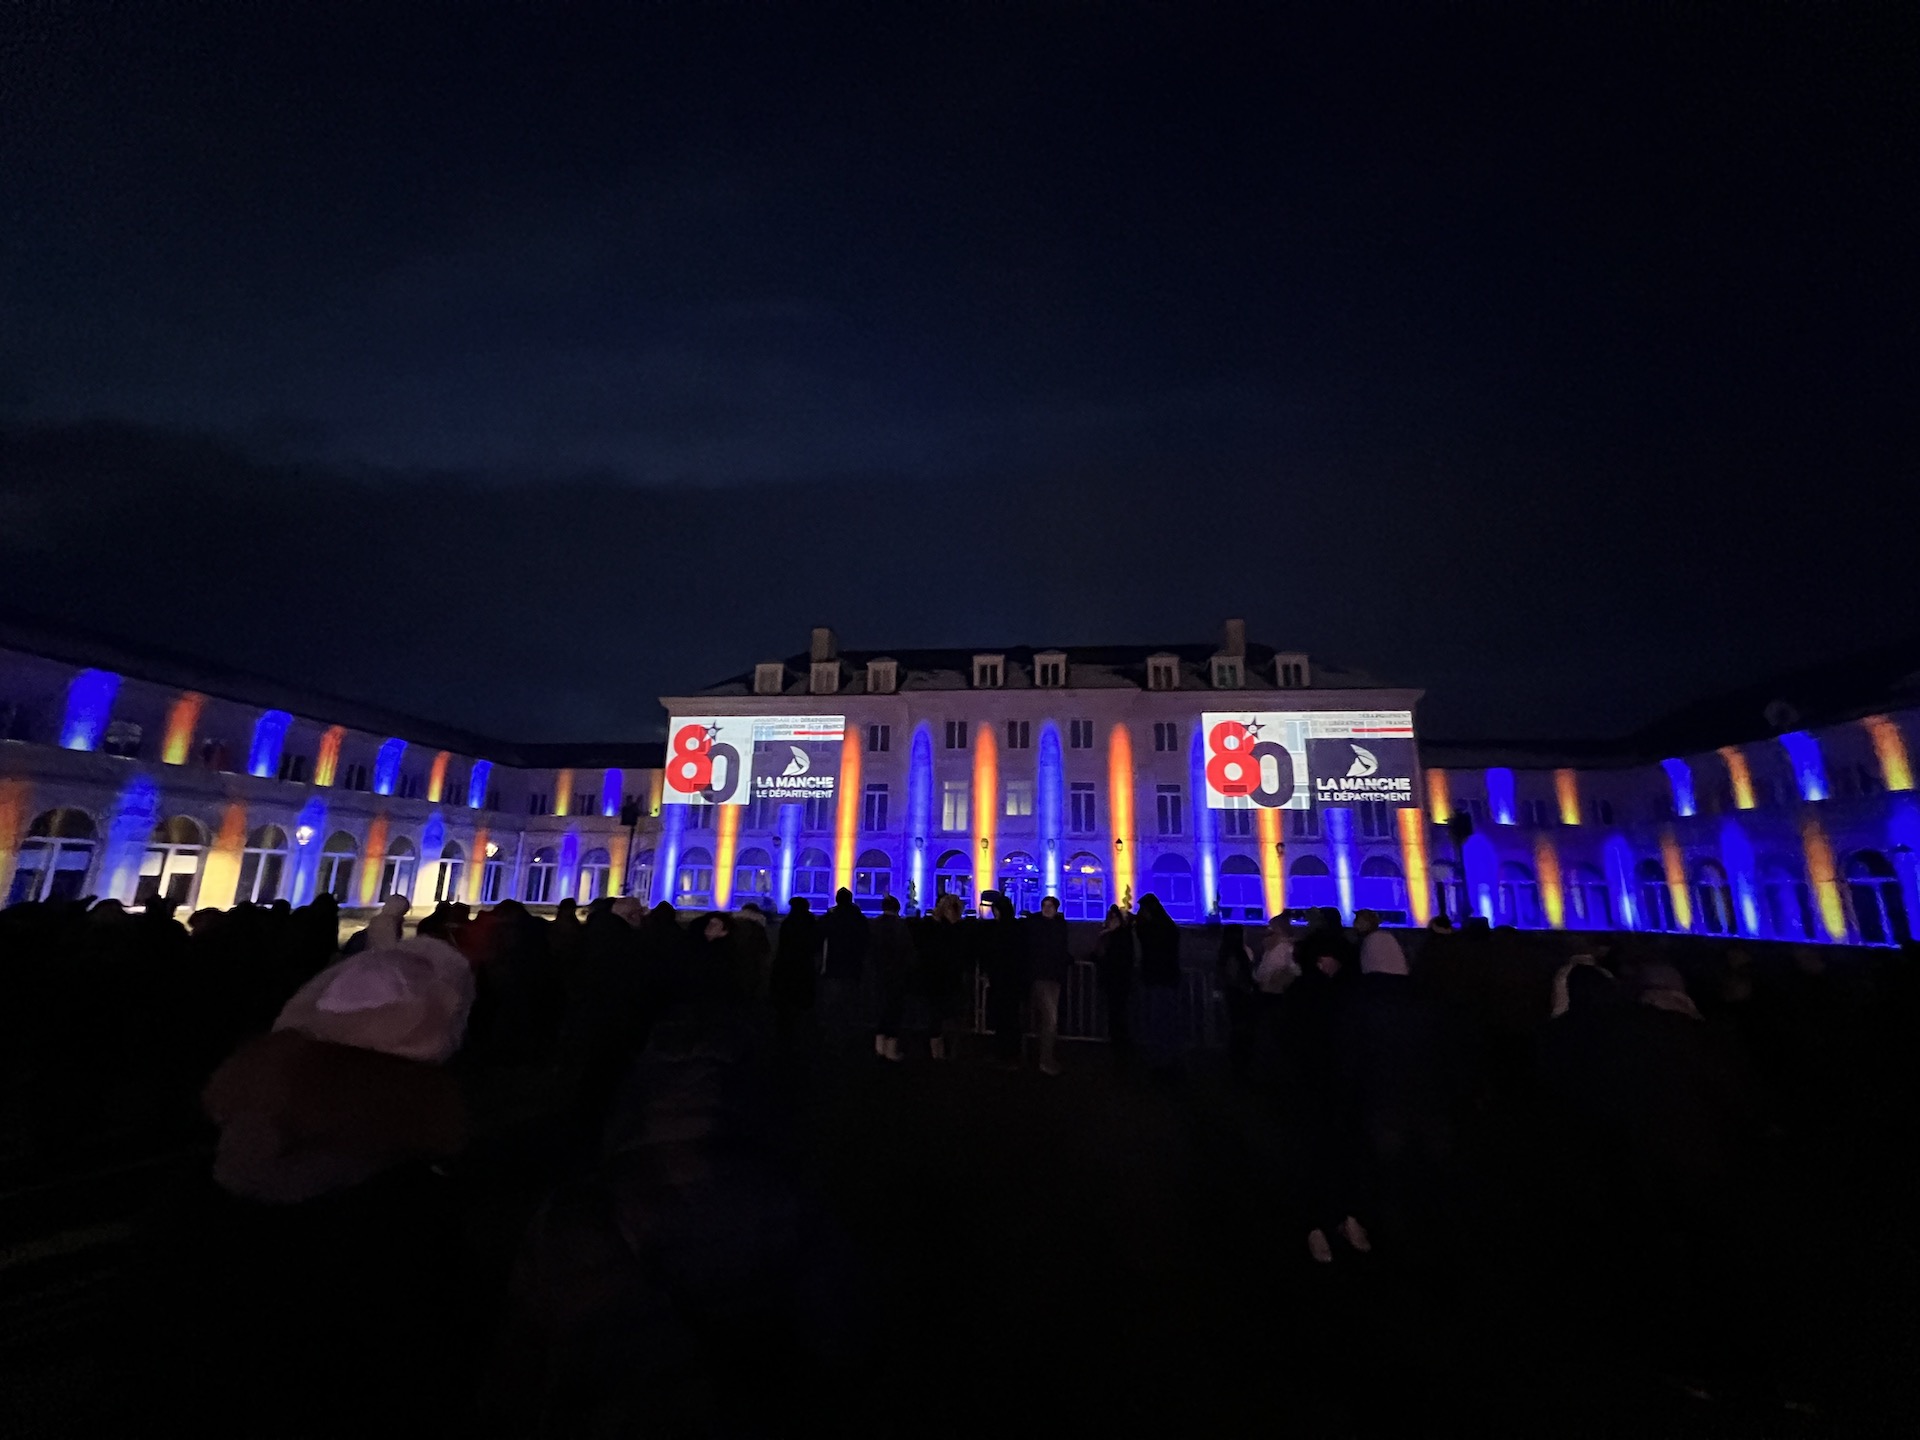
[1210,655,1242,690]
[867,659,898,694]
[1274,652,1310,689]
[973,654,1005,689]
[1147,654,1180,691]
[754,663,785,696]
[1034,651,1067,688]
[810,660,842,696]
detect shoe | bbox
[1307,1230,1333,1264]
[883,1038,903,1061]
[1339,1216,1371,1254]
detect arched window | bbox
[733,847,773,908]
[478,841,507,904]
[793,847,833,906]
[1761,858,1813,940]
[432,840,466,904]
[236,825,290,904]
[576,847,611,903]
[524,846,558,904]
[934,849,972,909]
[1061,851,1107,921]
[1288,854,1335,912]
[318,831,357,902]
[1356,855,1407,916]
[628,847,655,906]
[1564,864,1612,929]
[677,846,715,909]
[380,836,417,902]
[8,808,97,904]
[997,850,1040,914]
[1146,852,1195,921]
[137,816,206,904]
[1217,854,1263,921]
[1429,858,1465,925]
[853,848,892,911]
[1693,859,1734,936]
[1498,862,1543,928]
[1846,850,1908,945]
[1634,858,1676,932]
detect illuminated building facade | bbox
[0,616,662,914]
[3,612,1914,946]
[653,624,1426,924]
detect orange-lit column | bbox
[1865,716,1914,792]
[607,830,630,898]
[971,725,997,906]
[1257,806,1286,918]
[1553,769,1581,827]
[647,770,665,816]
[465,825,490,905]
[0,777,31,902]
[1534,833,1565,928]
[1659,826,1693,931]
[1108,724,1135,910]
[200,804,249,909]
[1398,806,1431,926]
[1799,814,1849,940]
[1719,746,1757,809]
[833,730,863,894]
[714,802,741,909]
[427,751,451,803]
[553,769,574,818]
[314,725,345,786]
[357,815,389,906]
[162,693,204,765]
[1425,767,1452,825]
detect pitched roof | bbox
[681,642,1399,697]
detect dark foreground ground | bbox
[2,1030,1914,1439]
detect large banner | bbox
[1202,710,1415,809]
[664,715,846,807]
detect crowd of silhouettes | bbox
[1,882,1913,1425]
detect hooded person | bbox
[203,937,475,1204]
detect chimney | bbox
[1222,617,1246,657]
[809,627,838,662]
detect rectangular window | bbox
[686,805,714,831]
[1156,784,1182,836]
[1148,658,1178,691]
[1005,719,1030,750]
[1069,719,1094,750]
[1153,721,1180,753]
[973,656,1004,688]
[867,723,891,753]
[1359,805,1395,839]
[745,795,775,829]
[574,791,597,817]
[1221,808,1253,838]
[1289,807,1319,839]
[1211,658,1241,689]
[1038,659,1065,687]
[863,783,889,832]
[945,719,969,750]
[803,795,833,831]
[941,779,970,832]
[1070,782,1096,834]
[1005,779,1034,817]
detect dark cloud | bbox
[1,4,1915,739]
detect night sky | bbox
[3,4,1914,744]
